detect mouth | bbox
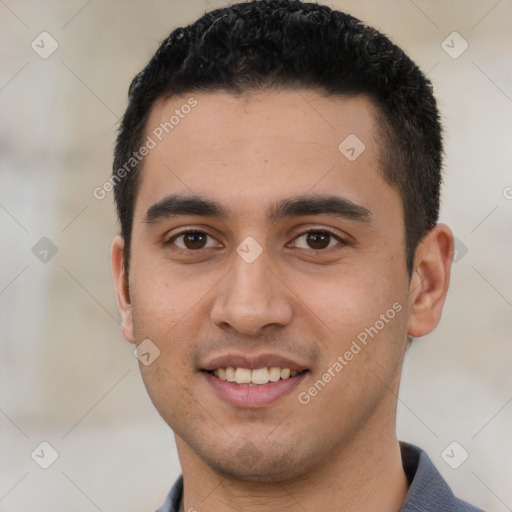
[200,354,311,408]
[203,366,308,386]
[200,353,311,407]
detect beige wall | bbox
[1,1,511,510]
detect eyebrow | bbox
[144,194,372,225]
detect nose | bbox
[210,250,294,336]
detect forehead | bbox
[133,89,399,226]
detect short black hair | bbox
[113,0,442,276]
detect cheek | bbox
[289,266,394,344]
[129,261,209,338]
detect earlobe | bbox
[407,224,454,339]
[111,235,135,343]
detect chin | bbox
[191,437,317,484]
[208,456,306,483]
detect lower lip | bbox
[202,371,309,408]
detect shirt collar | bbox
[156,442,482,512]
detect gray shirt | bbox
[155,442,484,511]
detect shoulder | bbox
[400,442,485,512]
[154,474,183,512]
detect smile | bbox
[207,366,304,385]
[202,368,310,408]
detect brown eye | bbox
[183,232,207,249]
[292,230,344,251]
[169,231,219,250]
[306,232,330,249]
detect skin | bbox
[112,90,454,512]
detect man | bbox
[111,1,483,510]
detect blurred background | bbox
[1,1,511,511]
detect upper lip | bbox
[201,353,309,372]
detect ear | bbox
[111,235,135,343]
[407,224,454,338]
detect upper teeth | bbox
[214,367,299,385]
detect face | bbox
[112,90,450,482]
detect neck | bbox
[175,427,408,512]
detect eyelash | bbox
[165,229,347,252]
